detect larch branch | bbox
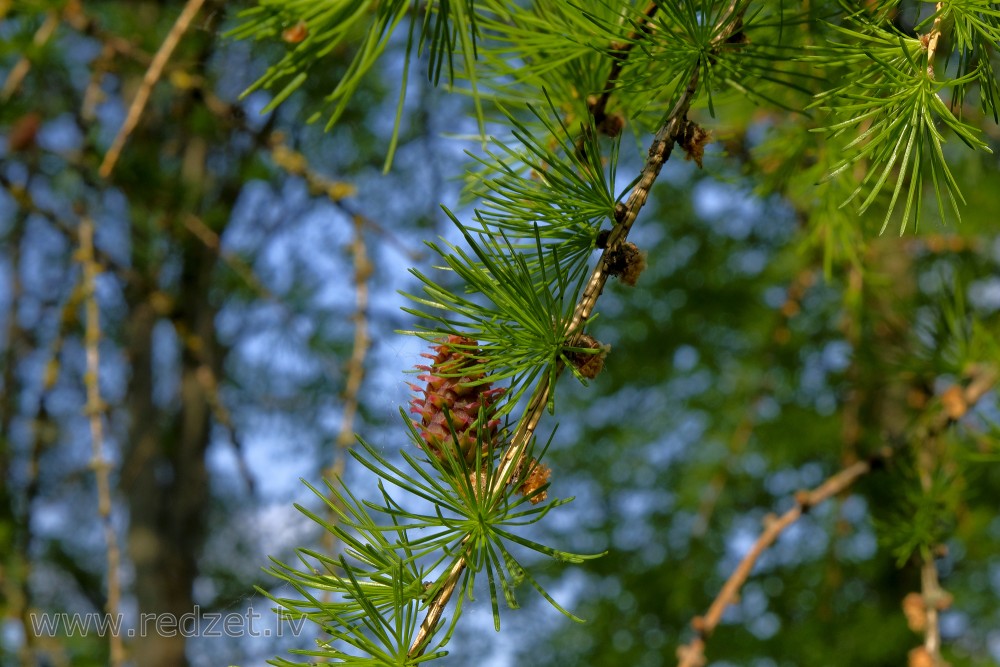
[408,4,748,656]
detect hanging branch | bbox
[0,214,38,666]
[79,217,125,667]
[676,450,891,667]
[329,214,372,467]
[407,4,749,657]
[679,364,997,667]
[0,174,138,283]
[183,214,273,301]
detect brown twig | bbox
[0,172,141,285]
[193,361,256,494]
[676,451,889,667]
[62,1,152,66]
[915,557,946,667]
[332,214,373,459]
[79,217,125,667]
[98,0,206,178]
[407,6,748,657]
[923,364,998,438]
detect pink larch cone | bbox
[409,335,504,464]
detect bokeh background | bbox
[2,2,1000,667]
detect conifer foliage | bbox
[231,1,1000,665]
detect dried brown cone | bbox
[409,335,504,465]
[680,121,712,168]
[605,241,647,287]
[517,458,551,504]
[566,333,610,379]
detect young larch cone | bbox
[409,335,504,464]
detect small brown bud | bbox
[724,16,748,46]
[7,113,42,152]
[902,592,926,632]
[907,386,929,409]
[614,202,628,223]
[932,589,954,610]
[926,234,947,253]
[567,333,609,379]
[780,299,801,318]
[595,229,611,249]
[282,21,309,44]
[908,646,933,667]
[941,385,966,420]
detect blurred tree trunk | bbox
[122,238,220,667]
[116,6,227,662]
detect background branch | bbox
[79,217,125,667]
[676,451,889,667]
[98,0,206,178]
